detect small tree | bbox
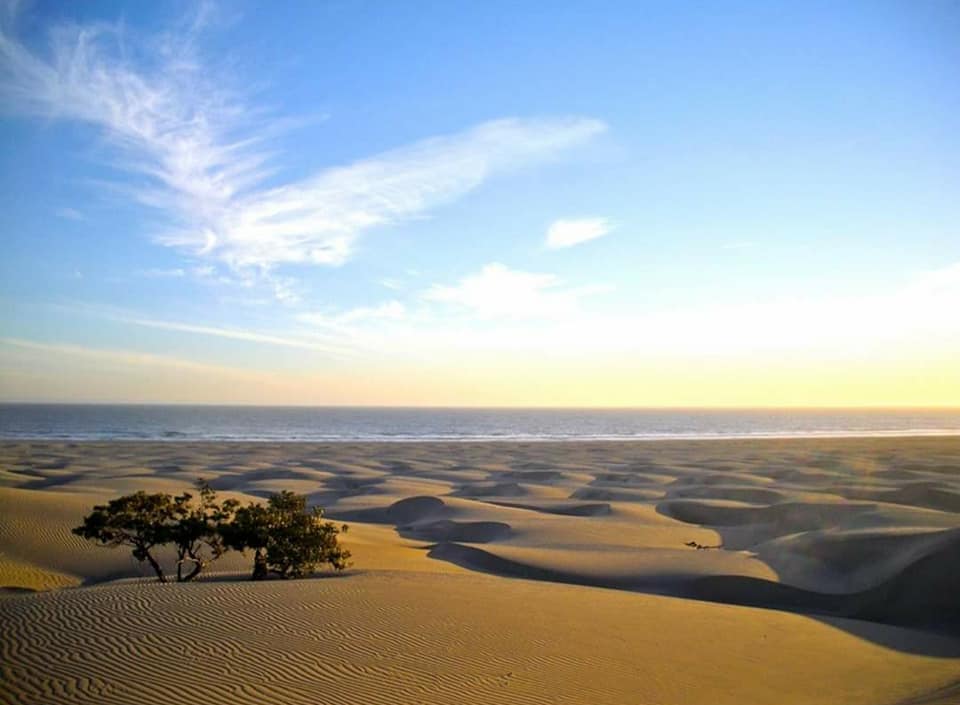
[72,491,177,583]
[223,491,350,580]
[220,500,272,580]
[169,481,240,582]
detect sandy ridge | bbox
[2,437,960,704]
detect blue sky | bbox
[1,1,958,405]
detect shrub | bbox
[74,486,350,583]
[72,491,178,583]
[169,481,240,582]
[223,491,350,580]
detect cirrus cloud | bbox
[424,262,610,319]
[545,217,612,249]
[1,9,606,296]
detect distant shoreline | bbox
[4,432,960,444]
[3,405,958,443]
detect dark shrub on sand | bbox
[74,486,348,582]
[72,491,179,582]
[222,491,350,580]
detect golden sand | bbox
[2,438,959,704]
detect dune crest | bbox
[2,437,960,704]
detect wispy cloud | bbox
[545,217,612,249]
[0,336,310,403]
[157,118,607,272]
[424,262,609,319]
[0,336,257,377]
[1,9,605,299]
[0,8,264,221]
[317,260,960,361]
[112,316,358,357]
[299,301,406,329]
[22,259,960,401]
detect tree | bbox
[74,487,349,584]
[73,484,239,583]
[169,481,240,582]
[72,491,177,583]
[222,491,350,580]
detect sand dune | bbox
[402,519,513,543]
[569,485,663,501]
[687,527,960,632]
[3,571,960,705]
[2,437,960,703]
[757,526,960,591]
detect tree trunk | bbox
[142,550,167,583]
[252,548,267,580]
[181,549,203,582]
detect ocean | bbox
[0,404,958,442]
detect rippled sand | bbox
[2,438,959,704]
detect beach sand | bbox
[2,437,959,704]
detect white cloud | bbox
[46,259,960,381]
[147,261,302,304]
[299,301,406,329]
[158,117,607,272]
[424,263,608,319]
[266,274,300,305]
[1,11,606,298]
[545,217,611,249]
[324,260,960,361]
[338,301,406,324]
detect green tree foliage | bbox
[72,491,177,582]
[169,481,240,582]
[74,486,350,583]
[73,482,240,583]
[223,491,350,580]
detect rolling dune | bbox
[3,572,960,705]
[2,437,960,704]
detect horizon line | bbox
[1,401,958,411]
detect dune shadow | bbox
[425,533,960,657]
[571,486,662,502]
[685,573,960,654]
[888,678,960,705]
[401,520,512,543]
[834,482,960,514]
[451,481,529,498]
[332,495,514,545]
[483,499,612,517]
[21,472,86,490]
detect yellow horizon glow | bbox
[2,338,958,407]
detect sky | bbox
[0,0,958,406]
